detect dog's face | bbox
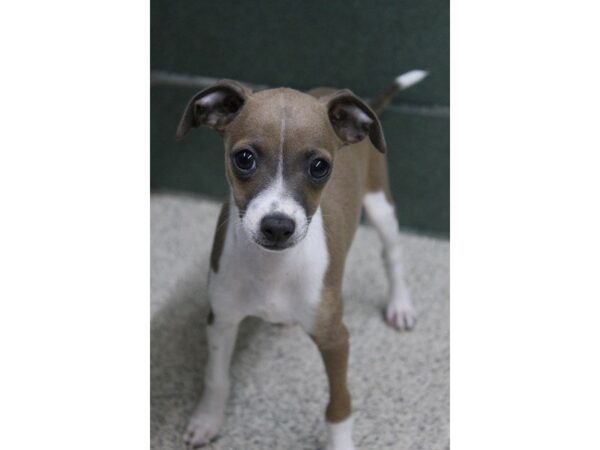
[176,80,386,251]
[223,89,340,251]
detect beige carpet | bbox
[151,192,449,450]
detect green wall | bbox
[151,0,449,237]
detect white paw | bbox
[386,299,416,331]
[183,410,223,448]
[325,417,355,450]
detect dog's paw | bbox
[385,299,416,331]
[183,411,223,448]
[325,417,355,450]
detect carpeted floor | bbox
[151,192,449,450]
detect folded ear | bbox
[325,89,387,153]
[176,79,251,140]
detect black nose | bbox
[260,214,296,245]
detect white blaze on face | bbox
[241,176,309,246]
[240,93,309,247]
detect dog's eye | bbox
[309,158,331,180]
[233,149,257,173]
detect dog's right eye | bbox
[233,149,257,174]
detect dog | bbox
[175,70,427,449]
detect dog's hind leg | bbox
[363,179,416,331]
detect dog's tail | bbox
[369,70,429,114]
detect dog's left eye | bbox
[233,149,257,173]
[309,158,331,180]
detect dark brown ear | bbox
[175,79,251,140]
[325,89,387,153]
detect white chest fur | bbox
[208,203,330,333]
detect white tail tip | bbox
[395,70,429,89]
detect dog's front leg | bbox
[183,311,240,448]
[312,318,355,450]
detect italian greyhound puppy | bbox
[176,70,427,449]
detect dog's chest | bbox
[209,209,330,331]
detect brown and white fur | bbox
[175,70,427,449]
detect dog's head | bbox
[176,80,386,251]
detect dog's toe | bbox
[385,301,416,331]
[183,413,222,448]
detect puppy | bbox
[176,71,426,449]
